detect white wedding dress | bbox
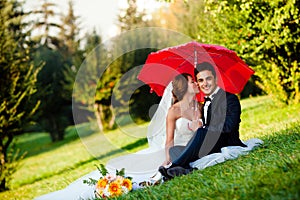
[35,121,194,200]
[35,83,195,200]
[106,117,194,177]
[35,83,263,200]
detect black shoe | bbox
[167,166,193,178]
[158,166,172,180]
[162,176,170,182]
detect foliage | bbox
[161,0,300,103]
[73,30,117,131]
[30,0,61,46]
[0,0,40,191]
[118,0,148,32]
[33,45,73,141]
[83,163,126,186]
[97,163,109,177]
[74,0,163,131]
[179,0,300,104]
[30,0,83,141]
[112,1,175,124]
[0,146,26,192]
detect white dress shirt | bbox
[203,87,220,124]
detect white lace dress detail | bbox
[174,118,194,146]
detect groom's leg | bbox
[169,146,185,161]
[171,128,208,168]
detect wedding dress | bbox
[34,118,194,200]
[106,117,194,179]
[35,83,195,200]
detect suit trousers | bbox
[170,127,208,168]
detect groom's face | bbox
[196,70,217,96]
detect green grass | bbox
[1,95,300,200]
[120,123,300,200]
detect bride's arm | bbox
[163,107,177,166]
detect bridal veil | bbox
[106,83,173,175]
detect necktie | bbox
[203,97,211,125]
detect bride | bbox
[35,73,202,200]
[106,73,201,178]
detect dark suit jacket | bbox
[200,88,246,156]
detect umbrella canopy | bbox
[138,41,254,97]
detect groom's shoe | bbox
[158,166,172,180]
[167,166,194,178]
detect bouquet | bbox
[83,164,133,199]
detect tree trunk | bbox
[0,134,12,191]
[49,131,57,142]
[0,145,6,191]
[94,103,104,132]
[108,104,115,129]
[49,115,58,142]
[58,130,64,141]
[0,176,6,192]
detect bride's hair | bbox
[172,73,192,104]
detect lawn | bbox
[0,95,299,200]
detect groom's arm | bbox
[207,93,241,134]
[222,94,241,134]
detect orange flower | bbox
[108,182,122,196]
[122,179,132,191]
[96,178,108,189]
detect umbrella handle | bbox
[194,49,197,68]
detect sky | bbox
[24,0,166,41]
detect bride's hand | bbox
[188,119,203,132]
[162,160,171,167]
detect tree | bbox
[33,46,71,141]
[73,30,115,131]
[118,0,148,31]
[173,0,299,104]
[73,0,156,131]
[0,0,40,191]
[59,0,82,62]
[31,0,61,46]
[31,0,82,141]
[113,0,162,123]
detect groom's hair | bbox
[194,62,216,78]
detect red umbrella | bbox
[138,41,254,98]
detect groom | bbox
[159,62,247,179]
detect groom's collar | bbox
[205,86,220,100]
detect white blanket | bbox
[190,138,263,169]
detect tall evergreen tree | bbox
[31,0,82,141]
[0,0,40,191]
[31,0,61,46]
[59,0,81,60]
[113,0,161,123]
